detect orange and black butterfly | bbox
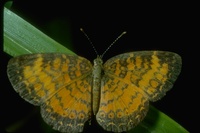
[7,31,182,132]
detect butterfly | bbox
[7,49,182,132]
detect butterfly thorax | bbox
[92,56,103,115]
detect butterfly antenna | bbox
[101,31,127,58]
[80,28,99,56]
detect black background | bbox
[1,1,198,132]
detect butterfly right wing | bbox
[7,53,93,132]
[96,51,182,132]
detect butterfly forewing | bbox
[102,51,182,101]
[96,51,182,132]
[7,53,93,132]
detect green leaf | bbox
[3,7,189,133]
[3,7,74,56]
[129,106,189,133]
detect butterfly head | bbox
[93,55,103,67]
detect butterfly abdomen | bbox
[92,56,103,114]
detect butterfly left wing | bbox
[96,51,182,132]
[7,53,93,132]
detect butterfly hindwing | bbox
[96,74,149,132]
[41,74,93,132]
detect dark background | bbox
[1,1,197,132]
